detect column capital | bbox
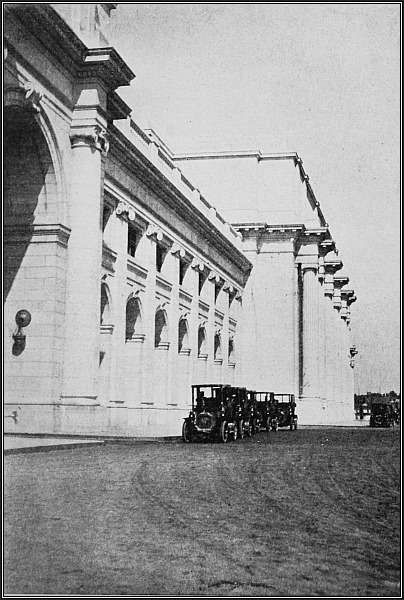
[191,258,205,271]
[4,82,43,113]
[171,243,186,258]
[333,274,350,289]
[70,124,109,155]
[324,252,343,274]
[115,201,136,222]
[300,262,318,274]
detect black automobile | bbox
[236,388,257,438]
[254,392,276,431]
[182,384,242,443]
[271,394,298,431]
[369,402,395,428]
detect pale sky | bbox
[109,3,401,393]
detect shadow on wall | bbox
[4,106,56,300]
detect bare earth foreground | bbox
[4,428,400,597]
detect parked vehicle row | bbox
[369,401,400,428]
[182,384,298,443]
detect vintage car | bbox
[369,402,396,428]
[271,394,298,431]
[254,391,276,431]
[182,384,242,443]
[236,388,257,438]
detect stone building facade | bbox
[4,4,357,437]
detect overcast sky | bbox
[109,3,401,393]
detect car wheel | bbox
[220,421,229,443]
[182,420,192,443]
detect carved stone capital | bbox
[70,124,109,155]
[4,82,43,113]
[116,201,136,221]
[146,224,164,242]
[191,258,205,271]
[171,243,186,258]
[24,82,43,113]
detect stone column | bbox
[324,275,335,407]
[206,273,216,381]
[108,208,129,405]
[301,264,320,401]
[140,228,156,403]
[189,261,199,384]
[332,275,349,409]
[61,124,108,404]
[166,245,179,407]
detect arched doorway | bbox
[4,101,63,405]
[197,325,208,384]
[178,318,191,406]
[214,331,223,381]
[123,296,145,405]
[154,308,170,404]
[99,282,113,404]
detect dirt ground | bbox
[3,428,401,597]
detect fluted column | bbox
[61,124,108,403]
[301,265,320,400]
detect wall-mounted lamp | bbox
[13,309,32,351]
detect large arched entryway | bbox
[4,99,64,406]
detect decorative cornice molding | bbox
[4,223,70,247]
[333,275,349,288]
[324,258,343,274]
[77,47,135,92]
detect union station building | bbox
[4,4,358,438]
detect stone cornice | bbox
[5,4,87,76]
[107,91,132,121]
[5,5,135,95]
[333,275,350,288]
[324,258,343,274]
[233,222,305,240]
[108,125,252,285]
[4,223,70,247]
[158,143,328,228]
[77,47,135,91]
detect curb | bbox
[4,441,106,455]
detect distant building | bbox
[4,4,357,437]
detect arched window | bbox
[214,332,222,360]
[100,283,111,325]
[228,338,235,362]
[178,318,189,353]
[126,297,142,341]
[155,309,168,347]
[198,326,207,356]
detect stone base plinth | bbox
[4,403,189,438]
